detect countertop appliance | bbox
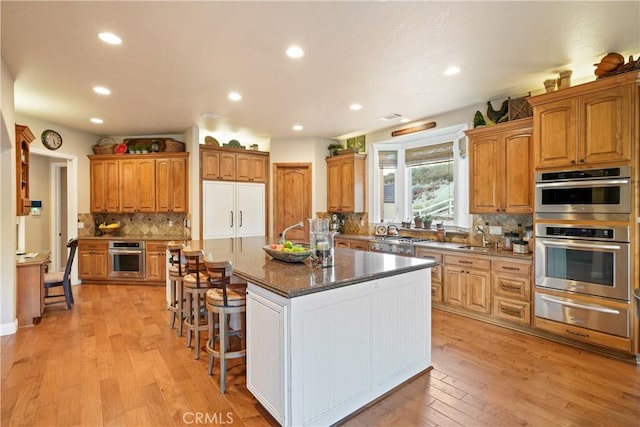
[108,240,145,279]
[535,166,630,221]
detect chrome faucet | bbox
[279,221,304,244]
[476,226,489,247]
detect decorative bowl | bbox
[262,245,312,263]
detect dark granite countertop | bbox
[180,237,435,298]
[79,234,190,241]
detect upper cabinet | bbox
[326,152,366,213]
[528,71,637,169]
[15,124,35,216]
[89,152,189,214]
[200,146,269,183]
[467,118,533,214]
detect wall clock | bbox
[41,129,62,150]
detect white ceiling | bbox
[2,1,639,143]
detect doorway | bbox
[273,163,312,242]
[51,162,68,271]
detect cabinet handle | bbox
[501,306,522,316]
[459,260,473,265]
[239,211,243,227]
[230,211,234,227]
[579,159,585,163]
[501,284,522,291]
[501,266,520,271]
[566,329,589,338]
[571,160,576,164]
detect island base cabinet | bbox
[247,268,431,427]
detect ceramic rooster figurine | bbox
[486,99,509,124]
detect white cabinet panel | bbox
[202,181,265,239]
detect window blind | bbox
[405,141,453,166]
[378,150,398,168]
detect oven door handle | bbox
[109,250,143,255]
[539,295,620,315]
[535,178,630,188]
[540,240,621,251]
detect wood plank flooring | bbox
[2,284,639,426]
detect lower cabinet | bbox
[444,255,491,314]
[78,240,108,280]
[414,248,443,303]
[491,258,532,325]
[17,254,49,327]
[145,241,167,282]
[334,237,369,251]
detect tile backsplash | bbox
[78,212,189,238]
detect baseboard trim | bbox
[0,319,18,336]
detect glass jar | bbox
[503,232,520,250]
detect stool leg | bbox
[241,311,247,364]
[170,278,177,329]
[194,292,200,360]
[177,281,184,337]
[208,310,215,375]
[185,291,192,349]
[220,311,227,393]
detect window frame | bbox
[369,123,469,229]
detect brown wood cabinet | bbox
[334,236,369,251]
[17,253,49,326]
[326,152,366,213]
[89,153,188,213]
[491,258,532,325]
[119,158,156,212]
[156,157,188,212]
[78,240,108,280]
[201,146,269,182]
[90,158,120,213]
[414,248,443,303]
[467,118,533,214]
[443,254,491,314]
[145,241,167,282]
[15,125,35,216]
[528,71,636,169]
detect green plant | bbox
[327,143,344,156]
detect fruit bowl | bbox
[98,224,120,235]
[263,245,312,263]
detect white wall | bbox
[0,58,18,335]
[24,154,51,250]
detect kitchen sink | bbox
[457,245,490,252]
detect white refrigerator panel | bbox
[237,183,266,237]
[203,181,236,239]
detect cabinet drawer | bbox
[146,241,168,252]
[414,248,443,263]
[492,259,531,276]
[78,240,108,251]
[431,283,442,303]
[492,296,530,325]
[492,273,530,300]
[444,254,490,271]
[534,317,631,353]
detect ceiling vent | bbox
[378,113,403,121]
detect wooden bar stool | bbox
[182,249,210,359]
[167,242,186,335]
[205,260,247,393]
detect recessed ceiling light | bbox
[444,66,460,76]
[90,118,104,124]
[400,117,410,123]
[228,92,242,101]
[292,124,303,131]
[93,86,111,95]
[350,103,362,111]
[98,32,122,45]
[286,46,304,58]
[378,113,403,121]
[200,112,220,119]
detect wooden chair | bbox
[167,242,186,335]
[43,238,78,310]
[182,249,210,359]
[204,260,247,393]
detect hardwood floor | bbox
[2,284,639,426]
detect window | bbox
[370,124,469,228]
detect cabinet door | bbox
[339,161,355,212]
[202,181,236,239]
[90,160,119,213]
[533,98,577,168]
[236,154,252,182]
[79,250,108,280]
[503,128,533,213]
[119,159,156,212]
[237,183,265,237]
[146,251,166,282]
[469,135,501,213]
[466,270,491,313]
[250,155,268,183]
[201,150,221,179]
[444,267,465,307]
[579,85,632,165]
[156,157,188,212]
[326,161,341,212]
[220,152,236,181]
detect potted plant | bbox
[422,215,432,228]
[413,215,422,228]
[327,143,344,156]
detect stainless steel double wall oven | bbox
[534,166,632,338]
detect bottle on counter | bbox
[436,223,446,242]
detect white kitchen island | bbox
[175,237,434,426]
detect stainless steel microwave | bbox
[535,166,630,220]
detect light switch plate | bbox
[77,222,84,229]
[489,225,502,235]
